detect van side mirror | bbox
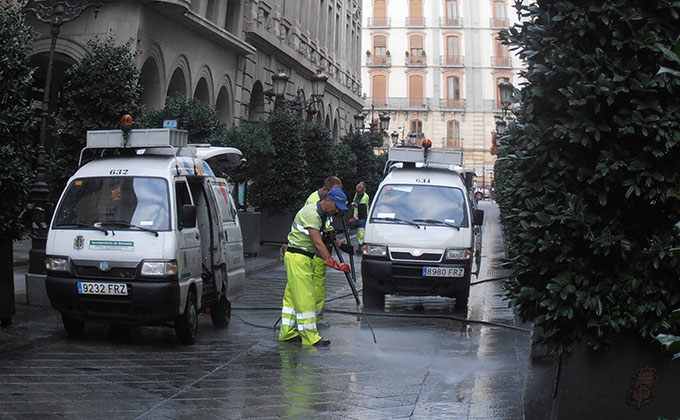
[180,204,196,229]
[473,209,484,226]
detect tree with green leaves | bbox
[141,95,226,144]
[0,2,36,240]
[0,1,36,324]
[334,130,384,198]
[300,120,335,194]
[50,35,141,198]
[496,1,680,354]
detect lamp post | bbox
[24,0,99,277]
[390,130,399,146]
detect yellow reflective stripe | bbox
[281,318,295,326]
[282,307,296,315]
[296,311,316,320]
[297,323,318,331]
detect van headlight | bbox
[445,248,471,260]
[363,244,387,257]
[46,256,71,272]
[140,260,178,277]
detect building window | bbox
[372,34,388,64]
[408,74,425,107]
[371,74,387,106]
[407,0,424,26]
[447,120,460,148]
[409,119,424,145]
[492,35,510,66]
[408,34,425,65]
[444,35,461,65]
[372,0,388,26]
[491,0,508,27]
[444,0,459,25]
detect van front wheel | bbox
[175,290,198,345]
[362,284,385,310]
[210,295,231,329]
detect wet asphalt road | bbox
[0,202,540,419]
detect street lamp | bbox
[390,130,399,146]
[24,0,100,275]
[498,77,513,117]
[268,69,327,118]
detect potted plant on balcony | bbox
[495,2,680,419]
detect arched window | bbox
[447,120,460,148]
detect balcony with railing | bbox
[439,98,466,110]
[367,17,391,27]
[490,17,509,27]
[439,16,462,27]
[444,138,462,148]
[491,56,512,67]
[439,55,464,67]
[366,97,431,111]
[366,55,391,67]
[405,55,427,67]
[406,17,425,27]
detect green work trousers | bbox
[312,255,326,314]
[279,252,322,346]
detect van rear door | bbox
[210,181,245,300]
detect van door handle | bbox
[195,233,200,240]
[224,230,229,241]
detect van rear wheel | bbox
[175,290,198,345]
[210,295,231,329]
[61,314,85,338]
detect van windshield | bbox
[53,177,170,231]
[370,184,468,228]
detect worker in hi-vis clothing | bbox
[304,176,342,317]
[280,188,351,346]
[348,181,370,253]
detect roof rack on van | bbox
[385,145,463,175]
[80,128,188,165]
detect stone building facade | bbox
[361,0,525,187]
[26,0,364,138]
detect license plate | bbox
[422,267,465,277]
[77,282,128,296]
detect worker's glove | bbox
[339,242,354,254]
[324,257,350,273]
[348,217,357,224]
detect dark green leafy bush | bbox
[51,35,141,199]
[141,95,226,143]
[0,2,35,239]
[496,0,680,354]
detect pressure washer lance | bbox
[332,215,377,344]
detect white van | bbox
[45,128,245,344]
[360,145,484,311]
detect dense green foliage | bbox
[334,130,386,199]
[51,35,141,198]
[0,3,35,239]
[496,1,680,353]
[141,96,226,143]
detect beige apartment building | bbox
[25,0,363,138]
[361,0,524,186]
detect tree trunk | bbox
[0,238,16,326]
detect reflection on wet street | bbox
[0,202,533,419]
